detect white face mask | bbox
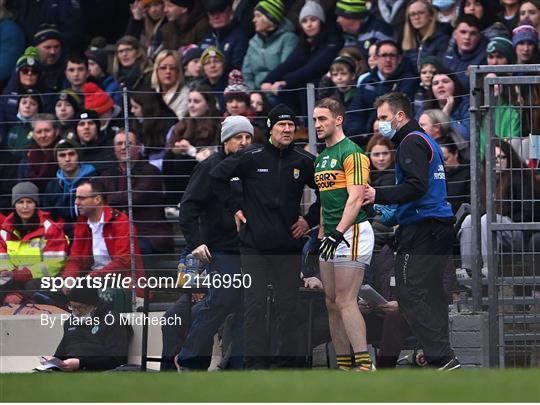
[379,116,397,139]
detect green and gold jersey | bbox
[314,137,370,234]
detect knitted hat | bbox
[255,0,285,26]
[267,104,296,129]
[32,24,62,46]
[331,55,356,73]
[12,182,39,206]
[16,47,42,73]
[299,0,325,23]
[85,47,109,73]
[182,46,202,67]
[221,115,254,142]
[200,46,225,65]
[54,137,82,159]
[169,0,193,7]
[486,36,516,63]
[77,109,100,128]
[55,89,81,111]
[206,0,232,13]
[68,286,100,306]
[224,69,250,104]
[83,82,114,115]
[419,55,445,72]
[18,89,44,112]
[512,20,539,47]
[335,0,367,19]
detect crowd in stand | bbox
[0,0,539,371]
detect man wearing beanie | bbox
[169,116,254,371]
[242,0,298,90]
[335,0,395,55]
[199,0,249,71]
[210,104,320,369]
[32,24,65,93]
[486,36,516,65]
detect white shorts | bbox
[323,221,374,268]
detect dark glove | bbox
[303,237,322,271]
[319,230,350,261]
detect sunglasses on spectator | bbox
[20,67,38,76]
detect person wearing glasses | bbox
[346,40,418,147]
[112,35,153,90]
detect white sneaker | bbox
[456,268,471,280]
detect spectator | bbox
[48,286,132,371]
[129,87,178,170]
[512,20,540,63]
[112,35,153,90]
[160,1,210,51]
[335,0,395,55]
[346,40,418,147]
[339,46,369,79]
[70,109,116,174]
[62,179,145,297]
[85,38,122,106]
[498,0,522,31]
[0,181,68,305]
[32,24,65,93]
[181,45,203,86]
[150,49,189,119]
[459,0,510,40]
[82,82,122,141]
[210,104,319,369]
[6,90,43,158]
[250,90,271,132]
[42,138,96,237]
[198,46,228,112]
[62,53,89,105]
[18,113,59,192]
[0,47,44,141]
[125,0,166,61]
[432,0,460,26]
[242,0,298,90]
[442,15,487,91]
[199,0,249,71]
[262,0,344,115]
[413,56,444,113]
[162,85,219,206]
[437,137,470,214]
[175,115,254,371]
[459,140,537,274]
[0,2,24,90]
[101,130,174,255]
[402,0,452,73]
[54,89,80,136]
[418,108,469,161]
[317,55,358,110]
[419,68,471,141]
[486,35,516,65]
[6,0,83,51]
[519,0,540,35]
[374,0,408,39]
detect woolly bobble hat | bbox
[299,0,325,23]
[224,69,250,104]
[512,20,539,47]
[16,47,41,72]
[267,103,296,130]
[335,0,367,19]
[32,24,62,46]
[181,45,203,66]
[221,115,254,143]
[12,182,39,206]
[255,0,285,26]
[83,82,114,115]
[486,36,516,63]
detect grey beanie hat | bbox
[12,182,39,206]
[221,116,254,143]
[299,0,325,23]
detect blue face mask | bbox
[432,0,456,10]
[379,117,396,139]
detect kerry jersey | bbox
[314,137,370,234]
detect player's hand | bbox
[362,185,376,206]
[61,358,80,371]
[192,244,212,263]
[303,277,323,289]
[319,230,349,261]
[234,210,247,233]
[291,216,309,239]
[378,300,399,313]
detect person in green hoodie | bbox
[242,0,298,90]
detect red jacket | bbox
[63,205,145,295]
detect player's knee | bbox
[334,294,355,311]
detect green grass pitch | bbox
[1,369,539,402]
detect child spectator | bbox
[413,56,443,114]
[54,89,80,136]
[85,37,122,106]
[317,55,357,109]
[181,45,203,86]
